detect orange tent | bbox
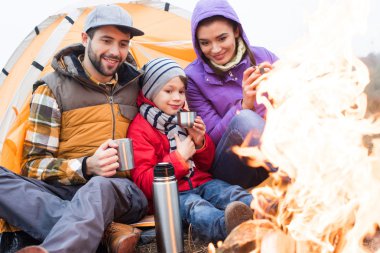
[0,0,195,232]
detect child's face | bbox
[152,76,186,115]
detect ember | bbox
[212,0,380,252]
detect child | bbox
[127,57,253,242]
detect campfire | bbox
[211,0,380,252]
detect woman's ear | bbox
[234,26,240,38]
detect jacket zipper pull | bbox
[109,95,116,139]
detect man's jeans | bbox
[179,179,253,242]
[212,110,269,189]
[0,167,148,253]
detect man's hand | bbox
[86,139,119,177]
[187,116,206,149]
[174,134,196,161]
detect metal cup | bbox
[115,138,135,171]
[177,111,197,128]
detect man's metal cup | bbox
[177,111,197,128]
[115,138,135,171]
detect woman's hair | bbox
[196,15,256,76]
[179,75,188,90]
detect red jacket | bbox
[127,93,214,210]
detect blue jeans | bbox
[179,179,253,242]
[212,110,269,189]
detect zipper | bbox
[108,95,116,139]
[107,72,142,139]
[184,177,193,190]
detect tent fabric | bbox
[0,0,196,157]
[0,97,30,175]
[0,0,195,233]
[0,15,69,154]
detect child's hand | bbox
[187,116,206,149]
[174,134,196,161]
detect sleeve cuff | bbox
[195,138,206,152]
[81,157,93,181]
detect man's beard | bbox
[87,41,122,77]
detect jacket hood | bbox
[191,0,251,61]
[51,43,87,79]
[51,43,140,86]
[137,91,155,107]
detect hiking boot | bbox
[102,222,142,253]
[225,201,253,234]
[16,246,48,253]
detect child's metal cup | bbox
[177,111,197,128]
[115,138,135,171]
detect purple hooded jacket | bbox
[185,0,278,145]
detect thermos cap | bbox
[154,162,174,177]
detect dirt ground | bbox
[137,231,209,253]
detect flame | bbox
[230,0,380,252]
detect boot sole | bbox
[225,202,253,234]
[115,231,141,253]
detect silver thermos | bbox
[153,162,184,253]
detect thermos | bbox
[153,162,184,253]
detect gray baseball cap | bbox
[84,4,144,37]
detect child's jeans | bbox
[179,179,253,242]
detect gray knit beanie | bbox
[141,58,186,101]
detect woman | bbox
[185,0,279,188]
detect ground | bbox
[137,234,209,253]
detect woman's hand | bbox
[242,62,273,110]
[187,116,206,149]
[174,134,196,161]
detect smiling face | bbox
[196,18,239,65]
[152,76,186,115]
[82,25,131,83]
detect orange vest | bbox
[23,66,141,178]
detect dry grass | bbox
[137,230,209,253]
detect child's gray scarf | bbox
[140,103,195,179]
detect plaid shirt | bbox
[23,84,86,185]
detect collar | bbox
[210,37,246,72]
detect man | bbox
[0,4,148,253]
